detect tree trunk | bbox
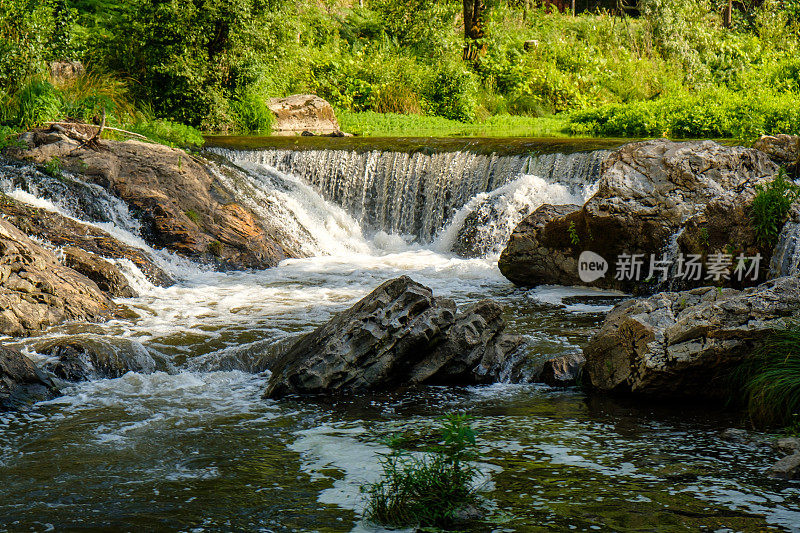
[571,0,576,15]
[723,0,733,27]
[463,0,486,62]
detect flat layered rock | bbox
[0,218,115,336]
[268,94,342,136]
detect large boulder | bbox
[9,130,304,270]
[263,276,523,398]
[753,134,799,178]
[0,218,115,336]
[1,345,59,410]
[268,94,342,136]
[582,276,800,399]
[500,140,778,293]
[0,193,173,287]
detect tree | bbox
[462,0,485,61]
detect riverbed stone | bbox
[754,134,799,177]
[0,218,115,336]
[583,276,800,398]
[263,276,523,398]
[0,345,59,410]
[499,139,778,292]
[62,246,137,298]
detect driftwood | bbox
[45,120,150,142]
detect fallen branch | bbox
[45,121,150,141]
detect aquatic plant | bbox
[362,413,481,528]
[734,322,800,427]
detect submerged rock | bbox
[769,453,800,480]
[0,345,59,411]
[263,276,523,398]
[9,131,302,270]
[268,94,343,136]
[583,276,800,398]
[0,218,115,336]
[37,336,160,381]
[499,139,778,292]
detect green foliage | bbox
[185,209,201,224]
[750,168,800,246]
[362,414,480,529]
[733,323,800,427]
[13,79,62,128]
[42,157,63,179]
[127,118,203,147]
[568,221,580,246]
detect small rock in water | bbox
[38,336,159,382]
[539,353,585,387]
[775,437,800,455]
[769,452,800,480]
[263,276,524,398]
[0,345,59,411]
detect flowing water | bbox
[0,139,798,532]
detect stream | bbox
[0,137,798,531]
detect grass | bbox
[338,110,570,138]
[362,413,481,529]
[733,323,800,428]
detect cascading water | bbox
[208,146,609,248]
[1,144,797,532]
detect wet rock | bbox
[0,194,173,287]
[268,94,342,136]
[539,353,585,387]
[753,134,799,177]
[37,336,159,381]
[0,345,59,411]
[583,276,800,398]
[499,203,582,287]
[0,218,115,336]
[263,276,523,398]
[499,139,778,292]
[62,246,137,298]
[775,437,800,455]
[769,452,800,480]
[9,132,302,270]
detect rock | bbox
[263,276,523,398]
[0,194,173,287]
[0,218,115,336]
[753,134,799,177]
[9,133,303,270]
[268,94,342,136]
[769,452,800,480]
[499,140,778,292]
[0,345,59,411]
[776,437,800,455]
[769,203,800,278]
[37,336,159,381]
[48,61,85,83]
[539,353,585,386]
[499,204,583,287]
[583,276,800,398]
[62,246,137,298]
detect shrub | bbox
[750,168,800,246]
[362,413,480,529]
[230,90,274,134]
[128,118,204,147]
[426,61,478,122]
[13,79,63,128]
[733,323,800,427]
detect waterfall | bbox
[208,147,609,247]
[769,209,800,278]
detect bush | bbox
[362,414,480,529]
[750,168,800,246]
[427,61,478,122]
